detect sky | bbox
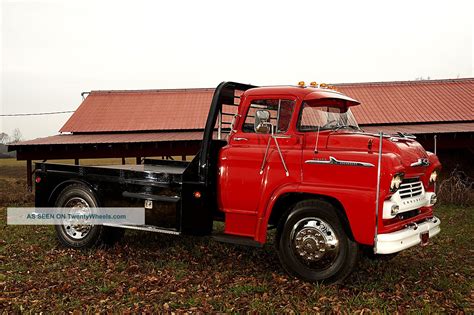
[1,0,473,140]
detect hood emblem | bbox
[410,158,430,167]
[397,132,417,139]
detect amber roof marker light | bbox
[298,81,306,88]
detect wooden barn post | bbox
[26,160,32,192]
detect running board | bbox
[122,191,181,203]
[104,224,180,235]
[212,234,263,247]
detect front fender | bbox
[255,183,300,243]
[255,183,376,245]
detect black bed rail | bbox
[199,81,256,182]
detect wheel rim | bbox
[290,217,340,270]
[62,197,93,240]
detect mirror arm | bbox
[259,122,290,177]
[314,124,320,153]
[273,132,290,176]
[230,114,241,135]
[259,134,272,174]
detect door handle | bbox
[233,137,248,141]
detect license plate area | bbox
[420,231,429,246]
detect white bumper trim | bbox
[375,216,441,254]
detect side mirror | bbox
[254,110,271,134]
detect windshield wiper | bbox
[347,125,361,131]
[333,125,361,132]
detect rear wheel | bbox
[276,199,359,283]
[54,184,123,248]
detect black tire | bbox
[54,184,123,248]
[276,199,359,283]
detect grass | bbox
[0,158,472,312]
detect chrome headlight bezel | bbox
[390,204,399,216]
[390,173,404,192]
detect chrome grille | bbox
[398,180,423,199]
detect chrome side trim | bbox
[304,156,374,168]
[410,158,430,167]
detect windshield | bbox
[298,101,360,131]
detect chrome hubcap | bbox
[291,218,339,268]
[63,197,92,240]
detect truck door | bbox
[300,102,337,185]
[218,98,302,237]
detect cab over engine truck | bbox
[34,81,441,283]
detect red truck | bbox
[33,81,441,283]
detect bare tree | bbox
[0,132,10,144]
[10,128,23,143]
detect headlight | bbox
[390,204,399,216]
[430,170,438,183]
[390,173,404,192]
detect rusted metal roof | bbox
[60,88,215,133]
[59,78,473,134]
[340,78,474,125]
[13,131,204,146]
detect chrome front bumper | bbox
[375,216,441,254]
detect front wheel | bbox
[276,199,359,283]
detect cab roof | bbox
[243,86,360,106]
